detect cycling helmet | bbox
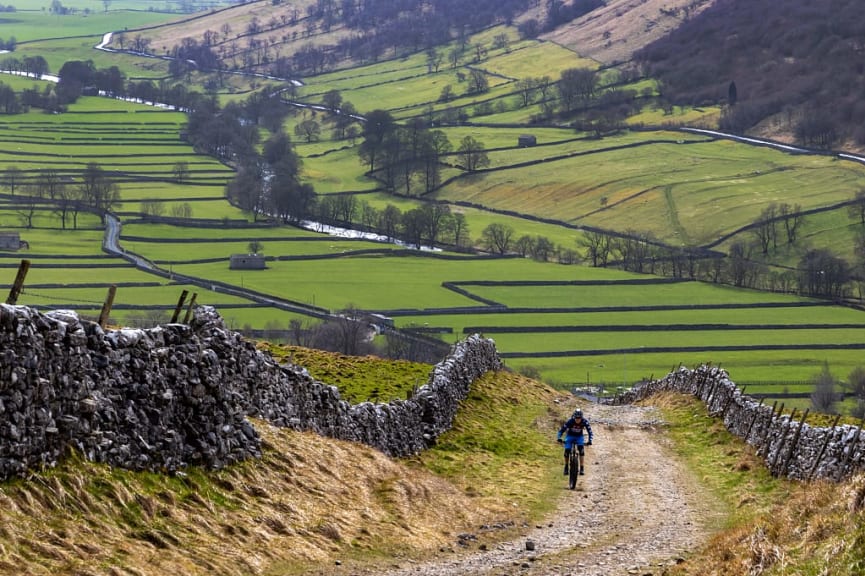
[573,409,583,419]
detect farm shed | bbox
[518,134,537,147]
[229,254,266,270]
[0,232,21,251]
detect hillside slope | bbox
[0,361,567,575]
[542,0,717,66]
[636,0,865,148]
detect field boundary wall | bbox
[0,304,502,480]
[612,365,865,481]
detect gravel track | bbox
[377,403,719,576]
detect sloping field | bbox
[390,278,865,390]
[435,134,865,246]
[542,0,718,65]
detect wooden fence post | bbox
[809,413,842,481]
[696,367,708,397]
[769,408,797,475]
[835,418,865,482]
[719,386,744,420]
[170,290,189,323]
[182,292,198,324]
[98,285,117,328]
[760,402,783,459]
[6,259,30,305]
[705,377,720,407]
[779,408,809,478]
[744,397,765,443]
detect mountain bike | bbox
[568,447,581,490]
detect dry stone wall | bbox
[613,365,865,481]
[0,304,502,480]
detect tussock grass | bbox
[652,391,865,576]
[0,350,569,575]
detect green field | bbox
[0,8,864,411]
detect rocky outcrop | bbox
[0,304,502,480]
[612,365,865,481]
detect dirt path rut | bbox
[379,403,720,576]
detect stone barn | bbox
[0,232,21,251]
[518,134,537,147]
[229,254,266,270]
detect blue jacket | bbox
[557,416,593,445]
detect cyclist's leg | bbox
[563,445,571,474]
[577,444,585,473]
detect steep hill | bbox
[635,0,865,149]
[542,0,717,66]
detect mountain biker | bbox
[556,408,593,476]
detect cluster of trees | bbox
[637,0,865,146]
[353,108,494,193]
[357,109,450,194]
[50,59,214,112]
[224,129,315,224]
[0,56,48,78]
[809,362,865,417]
[437,65,642,132]
[1,163,120,228]
[273,307,449,363]
[186,94,284,162]
[516,0,604,35]
[181,92,314,225]
[576,192,865,301]
[321,197,470,249]
[480,222,578,263]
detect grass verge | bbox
[651,391,865,575]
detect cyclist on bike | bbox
[556,408,593,476]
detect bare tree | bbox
[778,202,804,245]
[140,199,165,218]
[457,135,489,172]
[312,305,371,356]
[1,166,22,196]
[579,230,612,267]
[811,362,838,414]
[481,223,514,254]
[294,119,321,142]
[173,161,189,183]
[78,162,120,223]
[848,189,865,225]
[751,204,778,254]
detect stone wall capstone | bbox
[611,365,865,481]
[0,304,502,480]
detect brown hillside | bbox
[0,363,566,576]
[542,0,717,65]
[636,0,865,148]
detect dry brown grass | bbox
[542,0,718,65]
[0,425,501,576]
[0,362,566,576]
[129,0,350,71]
[656,407,865,576]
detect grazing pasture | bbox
[1,8,864,408]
